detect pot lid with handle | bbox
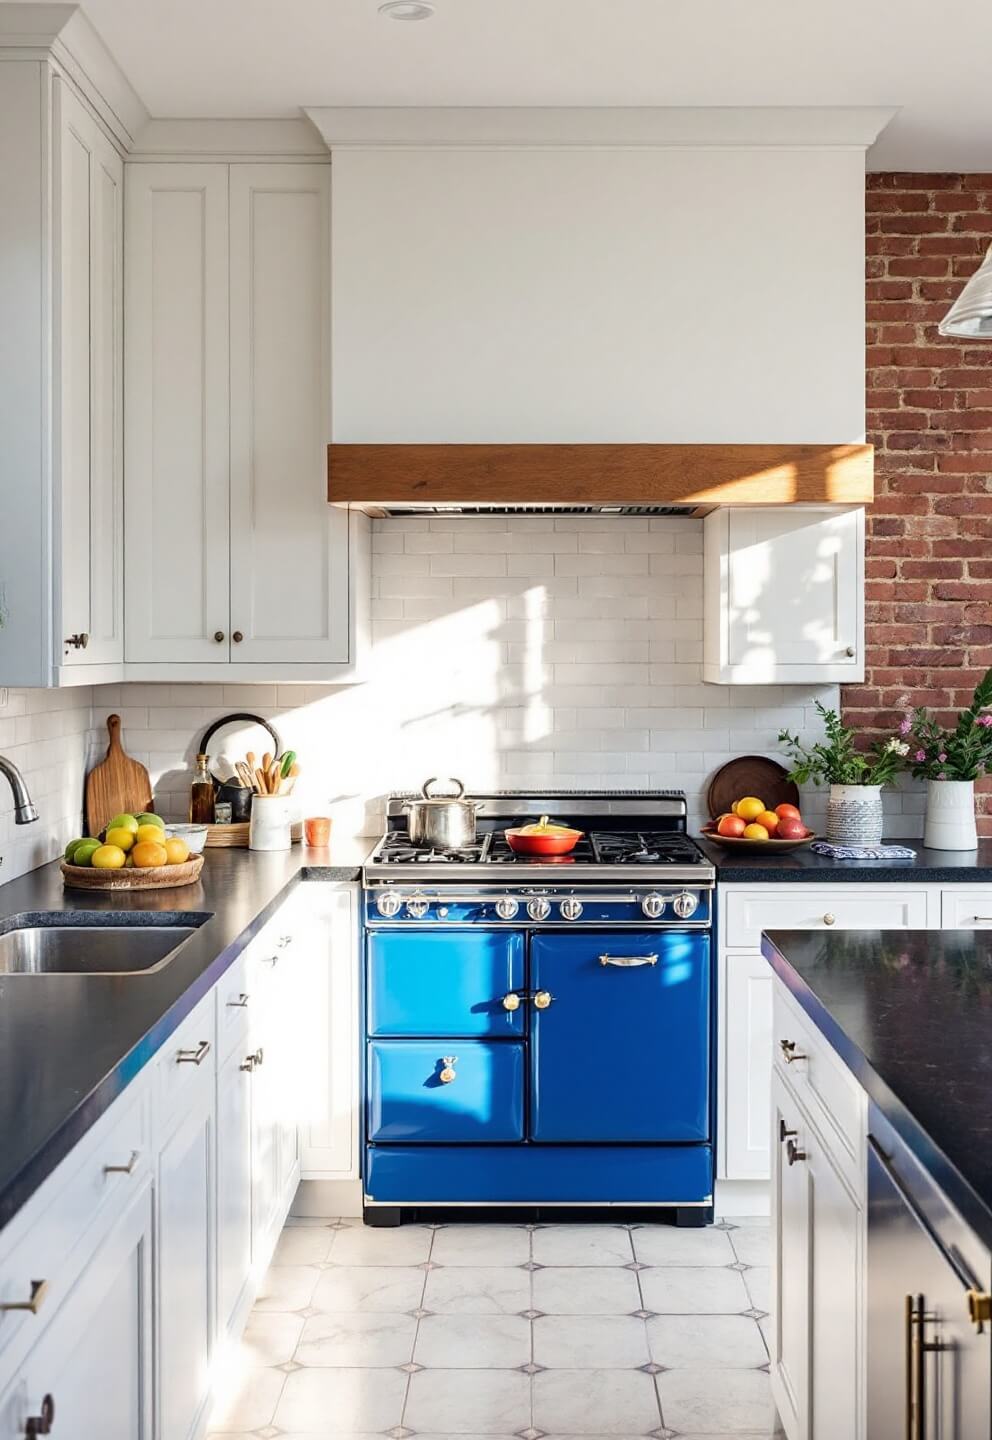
[403,777,480,808]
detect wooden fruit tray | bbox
[61,854,205,890]
[700,827,816,853]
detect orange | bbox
[735,796,766,822]
[163,837,190,866]
[742,822,770,840]
[132,840,169,869]
[91,844,126,870]
[755,810,780,834]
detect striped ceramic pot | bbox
[826,784,884,845]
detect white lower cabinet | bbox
[299,884,361,1182]
[216,1046,253,1335]
[157,1072,215,1440]
[0,1179,153,1440]
[722,951,773,1180]
[770,984,866,1440]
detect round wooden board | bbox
[705,755,800,822]
[60,853,205,890]
[699,827,816,853]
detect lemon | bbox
[70,838,102,867]
[135,823,166,846]
[92,844,126,870]
[163,837,191,866]
[735,796,766,822]
[105,826,135,853]
[106,813,139,835]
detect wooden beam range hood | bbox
[327,442,874,516]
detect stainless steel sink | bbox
[0,914,210,976]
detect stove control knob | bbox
[559,896,583,921]
[495,897,519,920]
[641,892,666,919]
[406,896,430,919]
[673,891,699,919]
[527,897,552,922]
[376,891,402,918]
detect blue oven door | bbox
[529,929,711,1142]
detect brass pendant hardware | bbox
[439,1056,458,1084]
[967,1288,992,1333]
[0,1278,49,1315]
[905,1293,938,1440]
[501,992,521,1012]
[780,1039,807,1064]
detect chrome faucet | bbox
[0,755,39,824]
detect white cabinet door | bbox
[249,1020,283,1265]
[300,885,360,1180]
[157,1083,215,1440]
[55,80,124,669]
[722,951,773,1180]
[807,1118,863,1440]
[228,163,349,663]
[0,1181,153,1440]
[770,1068,810,1440]
[124,164,231,662]
[216,1045,253,1336]
[704,506,864,683]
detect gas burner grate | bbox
[374,832,493,865]
[589,832,708,866]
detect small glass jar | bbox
[214,801,233,825]
[190,753,215,824]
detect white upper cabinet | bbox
[703,506,864,684]
[126,160,365,678]
[0,66,124,687]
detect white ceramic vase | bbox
[923,779,977,851]
[248,794,294,851]
[826,783,884,845]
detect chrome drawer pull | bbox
[439,1056,458,1084]
[972,916,992,923]
[176,1039,211,1066]
[240,1047,263,1072]
[0,1278,50,1315]
[227,993,250,1008]
[780,1039,807,1064]
[599,953,658,967]
[104,1150,140,1177]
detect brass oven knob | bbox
[502,993,521,1012]
[438,1056,458,1083]
[533,990,553,1010]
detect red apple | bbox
[775,803,802,821]
[717,813,747,838]
[776,817,809,840]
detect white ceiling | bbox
[34,0,992,169]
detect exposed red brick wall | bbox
[843,174,992,834]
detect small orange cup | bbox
[304,816,332,847]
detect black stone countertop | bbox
[698,835,992,883]
[762,928,992,1251]
[0,840,372,1232]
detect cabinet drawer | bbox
[156,989,216,1124]
[216,952,252,1062]
[0,1079,150,1387]
[368,931,525,1037]
[368,1041,524,1143]
[725,887,928,949]
[245,919,297,990]
[772,981,864,1197]
[940,889,992,929]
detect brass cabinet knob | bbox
[823,913,836,925]
[232,630,244,643]
[65,632,89,649]
[439,1056,457,1083]
[214,630,225,643]
[845,645,856,658]
[533,990,553,1010]
[502,992,521,1012]
[967,1289,992,1332]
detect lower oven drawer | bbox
[368,1040,524,1143]
[368,930,525,1037]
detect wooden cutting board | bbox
[85,714,154,836]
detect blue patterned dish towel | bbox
[810,841,917,861]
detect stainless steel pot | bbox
[403,778,479,850]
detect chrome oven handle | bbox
[598,953,658,967]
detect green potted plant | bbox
[903,666,992,851]
[778,702,909,845]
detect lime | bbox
[135,812,165,830]
[64,838,84,862]
[71,839,102,867]
[106,813,139,835]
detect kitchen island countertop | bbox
[762,927,992,1251]
[0,839,373,1232]
[698,835,992,883]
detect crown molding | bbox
[305,105,898,152]
[128,116,330,161]
[0,2,148,149]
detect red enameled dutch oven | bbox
[504,818,584,857]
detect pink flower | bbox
[939,752,948,762]
[915,749,926,762]
[899,716,913,736]
[977,714,992,728]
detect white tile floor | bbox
[208,1217,783,1440]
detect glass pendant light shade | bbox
[939,243,992,338]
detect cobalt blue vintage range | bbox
[361,790,716,1226]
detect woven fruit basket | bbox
[60,854,205,891]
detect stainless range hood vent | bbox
[374,503,700,518]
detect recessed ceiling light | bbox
[378,1,435,18]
